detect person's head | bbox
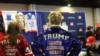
[87,26,93,31]
[7,22,20,46]
[15,13,25,30]
[48,11,63,25]
[95,27,100,34]
[7,22,20,34]
[87,26,95,33]
[95,27,100,40]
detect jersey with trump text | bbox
[0,34,34,56]
[35,26,81,56]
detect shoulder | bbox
[87,36,96,40]
[0,35,9,45]
[87,36,96,43]
[2,35,9,40]
[17,34,25,40]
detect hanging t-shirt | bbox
[2,11,17,31]
[25,13,38,32]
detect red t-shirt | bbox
[0,34,34,56]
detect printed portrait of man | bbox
[15,12,25,30]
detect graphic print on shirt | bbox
[25,13,38,32]
[43,33,70,56]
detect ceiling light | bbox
[68,4,71,7]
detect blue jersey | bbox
[35,26,81,56]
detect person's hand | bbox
[94,41,100,49]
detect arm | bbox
[0,44,5,56]
[69,36,82,56]
[33,34,45,56]
[20,35,34,56]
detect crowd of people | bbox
[0,11,81,56]
[86,26,100,56]
[0,11,100,56]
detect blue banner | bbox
[17,11,38,45]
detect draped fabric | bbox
[36,12,44,34]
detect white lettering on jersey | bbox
[44,34,69,40]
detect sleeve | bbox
[33,34,45,56]
[68,36,82,56]
[19,35,34,56]
[0,43,5,56]
[0,38,6,56]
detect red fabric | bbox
[86,36,96,47]
[0,32,4,41]
[0,34,34,56]
[0,11,2,15]
[25,54,34,56]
